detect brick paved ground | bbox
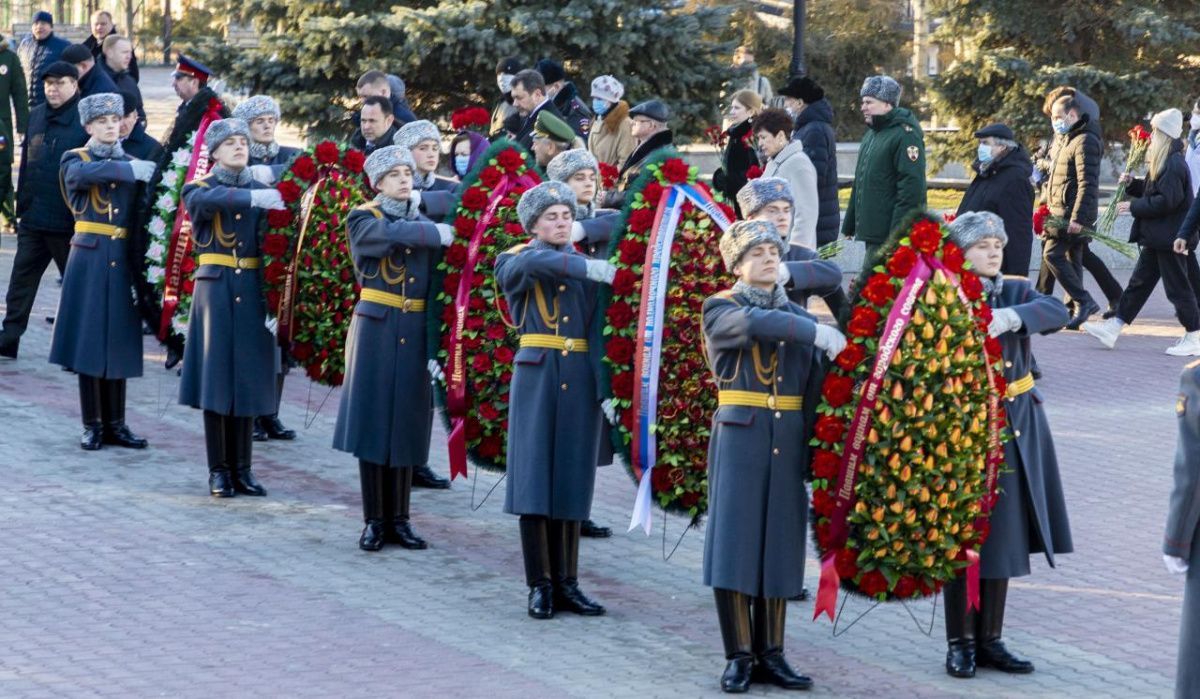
[0,70,1189,698]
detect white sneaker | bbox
[1166,331,1200,356]
[1082,318,1122,349]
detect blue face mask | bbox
[454,155,471,177]
[977,143,994,165]
[1052,119,1069,135]
[592,99,610,116]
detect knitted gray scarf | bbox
[981,274,1004,301]
[374,193,414,219]
[211,165,252,187]
[734,280,789,308]
[249,140,280,162]
[86,138,125,160]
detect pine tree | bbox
[195,0,736,141]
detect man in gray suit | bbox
[1165,359,1200,698]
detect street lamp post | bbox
[790,0,806,79]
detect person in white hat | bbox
[587,75,634,168]
[1084,108,1200,356]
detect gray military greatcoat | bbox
[49,148,144,379]
[1165,360,1200,699]
[701,289,824,599]
[332,202,441,468]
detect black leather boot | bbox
[228,417,267,496]
[100,379,148,448]
[580,518,612,538]
[203,411,233,497]
[752,597,813,690]
[262,374,295,439]
[411,463,450,489]
[358,460,386,551]
[519,515,553,619]
[551,520,605,615]
[252,418,269,442]
[714,588,754,693]
[387,467,427,549]
[942,577,976,678]
[79,375,103,451]
[976,578,1035,673]
[1065,299,1100,331]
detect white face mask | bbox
[1191,114,1200,131]
[497,73,515,94]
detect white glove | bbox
[409,189,423,211]
[427,359,445,383]
[248,164,276,185]
[776,262,792,286]
[813,323,847,361]
[585,259,617,285]
[987,308,1022,338]
[571,221,587,243]
[1165,554,1190,575]
[434,223,454,247]
[264,316,278,336]
[601,398,618,425]
[129,159,156,182]
[250,189,286,211]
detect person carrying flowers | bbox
[701,218,846,693]
[334,145,455,551]
[494,181,617,620]
[940,211,1072,679]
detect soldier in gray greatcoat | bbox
[494,181,617,620]
[941,212,1072,679]
[233,95,301,443]
[1164,360,1200,698]
[702,219,846,693]
[334,146,454,551]
[51,92,157,451]
[179,118,285,498]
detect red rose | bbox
[910,219,942,254]
[264,261,287,285]
[680,491,700,509]
[496,149,524,172]
[859,569,888,597]
[893,576,918,599]
[641,182,666,205]
[261,233,289,258]
[478,166,503,189]
[821,373,855,408]
[618,238,648,266]
[599,162,619,189]
[306,363,323,381]
[661,158,690,184]
[847,306,881,338]
[461,186,489,211]
[861,273,897,307]
[651,466,673,493]
[478,435,503,459]
[266,208,294,229]
[478,402,500,421]
[811,449,840,480]
[473,353,492,372]
[486,325,506,341]
[976,304,993,324]
[812,488,835,516]
[442,273,462,295]
[611,371,633,399]
[181,256,197,274]
[814,415,846,443]
[961,271,984,301]
[291,342,313,361]
[265,290,282,313]
[290,155,317,182]
[606,301,636,329]
[341,149,365,173]
[464,418,483,441]
[745,164,764,180]
[621,406,635,432]
[835,548,860,579]
[494,346,514,364]
[815,522,834,549]
[612,269,639,296]
[627,208,655,234]
[454,216,476,238]
[606,336,635,365]
[1032,204,1050,236]
[315,141,340,165]
[278,179,303,204]
[984,336,1002,360]
[835,342,866,372]
[886,246,918,277]
[445,244,468,267]
[993,374,1007,398]
[941,242,965,272]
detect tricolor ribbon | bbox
[627,183,731,535]
[157,105,223,340]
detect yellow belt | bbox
[197,253,261,270]
[519,334,589,353]
[719,390,803,411]
[75,221,127,239]
[360,287,426,312]
[1006,373,1035,399]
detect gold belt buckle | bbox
[113,227,127,239]
[236,257,249,269]
[402,298,413,312]
[562,337,575,355]
[766,394,777,410]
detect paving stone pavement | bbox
[0,71,1190,698]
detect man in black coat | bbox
[0,62,87,358]
[98,36,142,123]
[598,99,675,209]
[160,55,229,161]
[60,43,118,97]
[536,58,592,138]
[17,11,69,108]
[780,76,839,247]
[349,96,399,156]
[957,123,1036,277]
[510,69,566,150]
[84,10,138,83]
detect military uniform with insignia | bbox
[1165,359,1200,698]
[0,39,28,228]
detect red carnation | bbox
[893,576,918,598]
[641,182,666,205]
[812,488,835,516]
[993,374,1007,398]
[266,208,294,229]
[618,238,648,266]
[847,306,881,338]
[454,216,477,238]
[181,256,197,274]
[486,324,506,341]
[342,149,365,173]
[821,373,855,408]
[264,261,287,285]
[606,300,636,329]
[315,141,340,165]
[611,371,633,399]
[478,402,500,421]
[442,272,461,295]
[859,569,888,597]
[478,435,503,459]
[835,342,866,372]
[985,336,1002,360]
[611,269,639,296]
[472,353,492,372]
[811,449,840,480]
[1033,204,1050,236]
[465,418,482,441]
[290,155,317,182]
[494,346,514,364]
[886,246,918,277]
[606,336,635,365]
[861,273,897,307]
[813,415,846,444]
[680,491,700,508]
[445,244,468,267]
[961,271,984,301]
[278,180,302,204]
[599,162,619,189]
[745,164,763,180]
[261,233,289,258]
[835,548,860,579]
[479,166,503,189]
[976,304,993,324]
[910,219,942,254]
[661,158,690,184]
[815,522,834,549]
[496,148,524,172]
[627,208,656,234]
[941,242,965,272]
[461,186,489,211]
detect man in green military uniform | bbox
[530,110,579,169]
[841,74,927,274]
[0,37,29,232]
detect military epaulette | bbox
[67,147,92,162]
[505,243,529,255]
[713,289,737,299]
[354,202,384,219]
